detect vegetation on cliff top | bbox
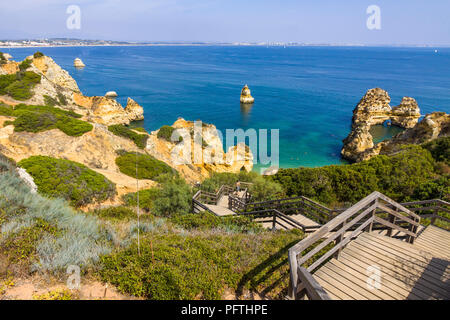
[0,70,41,100]
[98,228,303,299]
[0,156,112,273]
[270,140,449,207]
[115,151,176,181]
[157,125,182,142]
[18,155,116,207]
[0,103,93,137]
[108,124,149,149]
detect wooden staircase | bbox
[287,191,450,300]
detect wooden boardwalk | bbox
[287,192,450,300]
[313,230,450,300]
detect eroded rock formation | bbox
[73,58,85,68]
[145,118,254,183]
[341,88,421,161]
[1,54,144,126]
[357,112,450,161]
[240,84,254,104]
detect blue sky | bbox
[1,0,449,45]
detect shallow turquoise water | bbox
[5,46,450,171]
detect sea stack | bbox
[73,58,85,68]
[240,84,255,104]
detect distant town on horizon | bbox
[1,38,449,48]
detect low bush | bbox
[152,178,192,217]
[0,158,112,272]
[122,188,160,212]
[171,212,263,233]
[115,151,176,181]
[108,124,148,149]
[271,145,439,206]
[18,156,116,207]
[157,125,182,142]
[98,229,303,299]
[422,137,450,166]
[33,51,44,58]
[0,52,6,65]
[0,103,14,116]
[18,59,32,71]
[0,71,41,100]
[4,104,92,136]
[91,206,138,221]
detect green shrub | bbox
[0,158,112,272]
[131,127,148,133]
[6,104,91,136]
[18,156,116,207]
[171,212,263,233]
[33,51,44,58]
[157,125,182,142]
[0,103,14,116]
[0,71,41,100]
[422,137,450,165]
[249,175,285,202]
[271,145,438,206]
[152,178,192,217]
[43,95,58,107]
[18,59,32,71]
[116,151,176,181]
[91,206,137,221]
[108,124,148,149]
[57,91,68,106]
[0,52,6,65]
[98,229,303,299]
[122,188,160,212]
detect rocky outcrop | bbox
[74,58,85,68]
[240,84,254,104]
[0,59,19,75]
[357,112,449,161]
[124,98,144,121]
[0,122,156,198]
[145,118,254,183]
[29,55,81,92]
[1,55,145,126]
[105,91,118,98]
[341,88,421,161]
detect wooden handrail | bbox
[287,191,422,300]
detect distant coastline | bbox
[1,38,449,49]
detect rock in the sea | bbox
[74,58,85,68]
[357,112,449,162]
[125,98,144,121]
[341,88,421,161]
[105,91,118,98]
[240,84,255,104]
[3,53,12,60]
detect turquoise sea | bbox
[5,46,450,171]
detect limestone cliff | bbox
[145,118,254,183]
[125,98,144,121]
[0,54,144,126]
[341,88,421,161]
[357,112,450,161]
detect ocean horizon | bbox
[4,45,450,171]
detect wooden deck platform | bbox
[312,230,450,300]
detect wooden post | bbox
[288,250,299,299]
[431,208,437,226]
[272,211,276,231]
[386,207,397,238]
